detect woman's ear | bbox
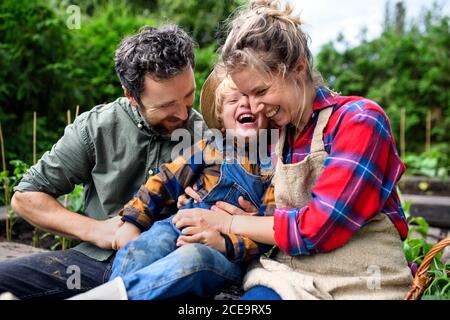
[293,58,308,78]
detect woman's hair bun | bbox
[249,0,302,27]
[249,0,279,10]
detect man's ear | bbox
[124,89,138,107]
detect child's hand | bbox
[177,228,226,254]
[177,186,202,208]
[112,221,141,251]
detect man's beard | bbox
[147,109,192,135]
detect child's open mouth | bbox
[237,113,256,125]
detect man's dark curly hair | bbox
[115,25,196,103]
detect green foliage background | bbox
[0,0,448,173]
[316,2,450,167]
[0,1,448,298]
[0,0,242,166]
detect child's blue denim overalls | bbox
[109,139,272,300]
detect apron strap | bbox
[275,106,334,159]
[275,126,287,158]
[310,106,334,153]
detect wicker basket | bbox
[405,236,450,300]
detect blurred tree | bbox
[0,0,73,121]
[157,0,243,46]
[0,0,74,162]
[0,0,231,166]
[316,2,450,159]
[54,0,159,16]
[66,2,158,110]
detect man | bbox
[0,25,205,299]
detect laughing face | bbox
[220,79,269,138]
[126,67,196,134]
[230,66,315,130]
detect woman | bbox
[173,0,412,299]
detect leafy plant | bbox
[401,198,450,299]
[0,160,29,240]
[40,184,85,250]
[39,232,73,251]
[0,157,83,250]
[60,185,85,214]
[422,256,450,299]
[402,145,449,181]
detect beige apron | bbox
[243,107,412,300]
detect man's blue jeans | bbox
[0,249,114,299]
[110,216,244,300]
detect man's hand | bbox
[112,221,141,251]
[86,216,125,250]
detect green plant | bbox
[402,145,449,181]
[401,199,450,299]
[39,185,84,250]
[0,160,29,240]
[39,233,73,251]
[0,157,83,250]
[61,184,85,214]
[421,254,450,299]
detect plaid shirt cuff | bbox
[121,207,153,232]
[273,207,311,256]
[224,233,262,262]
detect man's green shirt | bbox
[14,97,205,261]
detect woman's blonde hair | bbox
[221,0,324,85]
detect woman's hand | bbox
[172,208,233,234]
[214,196,259,216]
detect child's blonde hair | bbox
[221,0,324,85]
[199,64,240,130]
[214,75,239,129]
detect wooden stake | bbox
[0,123,11,241]
[426,110,431,153]
[32,112,39,247]
[63,109,71,243]
[0,123,5,172]
[75,105,80,119]
[400,108,406,157]
[67,109,71,126]
[33,112,37,165]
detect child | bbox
[70,67,276,300]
